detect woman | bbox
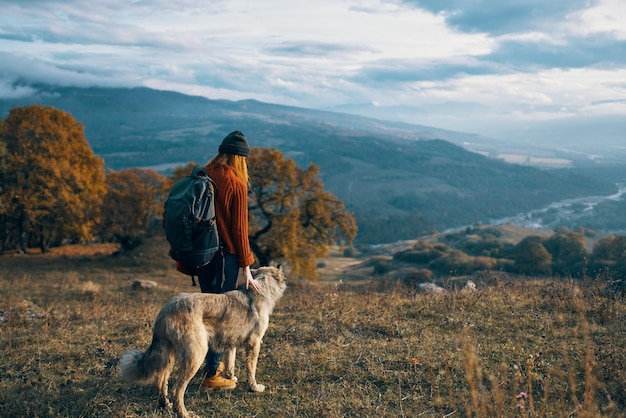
[198,130,262,390]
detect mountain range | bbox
[325,102,626,164]
[2,85,625,244]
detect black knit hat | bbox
[218,131,250,157]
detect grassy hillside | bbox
[0,235,624,417]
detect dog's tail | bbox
[119,337,171,384]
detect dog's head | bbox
[251,265,287,297]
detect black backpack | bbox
[163,166,220,285]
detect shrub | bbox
[395,268,435,294]
[514,236,552,275]
[393,241,449,264]
[343,247,357,257]
[589,235,626,278]
[544,231,588,276]
[373,259,391,275]
[428,250,500,274]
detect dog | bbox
[119,266,287,418]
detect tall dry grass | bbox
[0,237,624,417]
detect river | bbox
[488,183,626,231]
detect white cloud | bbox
[581,100,626,117]
[0,0,625,146]
[498,31,564,45]
[567,0,626,39]
[0,79,36,99]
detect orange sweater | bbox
[205,164,255,267]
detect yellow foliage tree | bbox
[98,168,169,250]
[170,162,198,184]
[248,147,357,278]
[0,105,105,252]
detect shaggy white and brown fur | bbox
[119,266,287,418]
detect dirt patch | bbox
[317,256,362,281]
[29,243,120,257]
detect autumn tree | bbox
[513,236,552,275]
[543,229,588,276]
[247,147,357,278]
[97,168,168,250]
[170,162,199,184]
[589,235,626,277]
[0,105,105,252]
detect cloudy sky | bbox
[1,0,625,145]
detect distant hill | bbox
[0,85,621,243]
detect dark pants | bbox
[197,251,239,375]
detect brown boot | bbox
[201,373,236,390]
[216,361,225,375]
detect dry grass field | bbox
[0,236,624,417]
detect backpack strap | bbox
[219,247,225,290]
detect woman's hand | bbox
[241,266,262,292]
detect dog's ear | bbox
[274,265,286,283]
